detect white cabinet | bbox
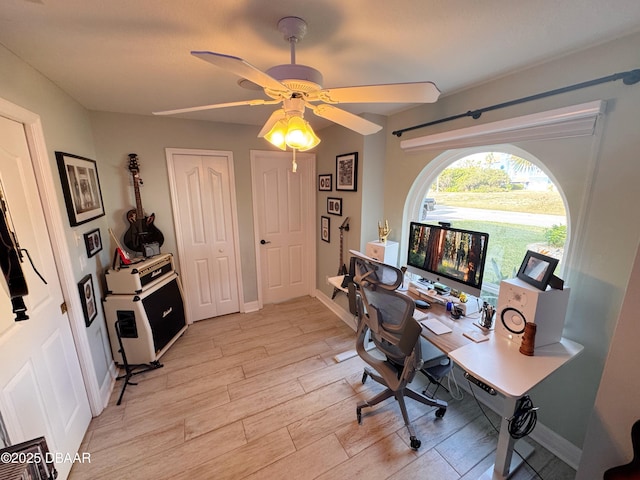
[365,240,399,266]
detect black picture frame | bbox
[83,228,103,258]
[318,174,332,191]
[327,197,342,216]
[517,250,559,291]
[55,151,105,226]
[336,152,358,191]
[0,436,57,480]
[321,216,330,243]
[78,274,98,327]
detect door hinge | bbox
[60,302,68,314]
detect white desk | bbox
[329,274,583,478]
[449,335,583,479]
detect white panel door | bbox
[167,150,240,321]
[0,115,91,479]
[251,151,315,304]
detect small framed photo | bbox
[318,174,332,191]
[336,152,358,192]
[517,250,559,291]
[78,274,98,327]
[327,197,342,216]
[83,228,103,258]
[321,216,330,243]
[56,151,105,226]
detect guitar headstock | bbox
[128,153,140,174]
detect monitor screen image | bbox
[406,222,489,296]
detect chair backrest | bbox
[352,253,423,374]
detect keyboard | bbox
[420,318,452,335]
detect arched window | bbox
[405,146,568,305]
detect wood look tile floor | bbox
[70,296,576,480]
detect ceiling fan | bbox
[154,16,440,151]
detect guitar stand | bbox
[114,319,163,405]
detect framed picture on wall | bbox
[321,216,330,242]
[78,274,97,327]
[336,152,358,191]
[327,197,342,216]
[318,174,332,191]
[83,228,103,258]
[56,151,105,226]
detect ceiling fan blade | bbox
[192,51,289,93]
[257,109,286,137]
[311,104,382,135]
[153,99,279,116]
[312,82,441,104]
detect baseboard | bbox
[451,368,582,469]
[242,300,260,313]
[315,288,357,332]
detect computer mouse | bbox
[415,299,430,309]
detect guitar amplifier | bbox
[104,272,187,365]
[105,253,174,294]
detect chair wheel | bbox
[361,371,368,384]
[435,407,446,418]
[410,436,421,450]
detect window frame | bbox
[401,145,570,301]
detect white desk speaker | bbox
[496,277,570,348]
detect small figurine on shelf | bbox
[378,220,391,243]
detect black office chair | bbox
[352,254,447,450]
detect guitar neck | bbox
[132,174,144,219]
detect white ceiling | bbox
[2,0,640,132]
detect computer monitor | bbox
[406,222,489,298]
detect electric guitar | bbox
[0,180,29,321]
[332,217,350,299]
[123,154,164,253]
[604,419,640,479]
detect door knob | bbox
[260,239,271,245]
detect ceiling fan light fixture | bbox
[285,115,320,151]
[264,114,320,152]
[264,118,289,150]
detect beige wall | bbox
[88,111,275,304]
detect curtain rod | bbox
[392,68,640,138]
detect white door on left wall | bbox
[0,115,91,479]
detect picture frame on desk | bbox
[517,250,559,290]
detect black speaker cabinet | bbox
[496,277,570,348]
[104,272,187,365]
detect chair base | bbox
[420,361,454,398]
[356,367,447,450]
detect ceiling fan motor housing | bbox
[266,64,323,93]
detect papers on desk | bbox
[420,318,452,335]
[412,310,428,321]
[463,330,490,343]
